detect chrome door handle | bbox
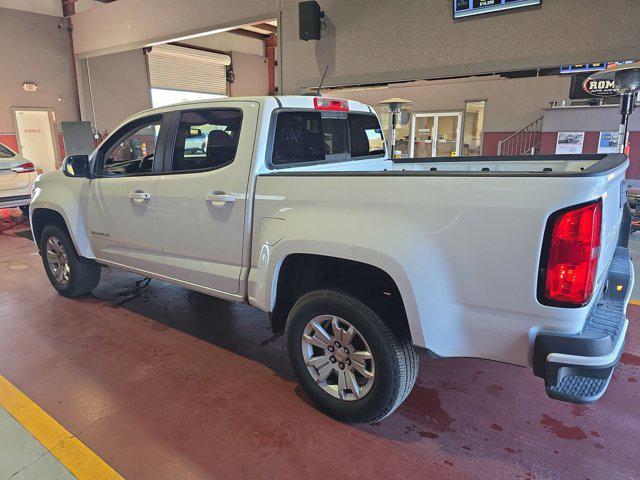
[129,191,151,203]
[205,192,236,206]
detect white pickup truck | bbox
[30,96,633,423]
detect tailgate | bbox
[597,167,628,283]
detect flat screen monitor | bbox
[454,0,541,19]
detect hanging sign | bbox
[570,72,619,100]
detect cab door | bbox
[85,114,169,273]
[155,102,259,295]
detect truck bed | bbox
[253,152,629,367]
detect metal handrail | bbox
[497,116,544,155]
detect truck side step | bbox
[546,373,611,404]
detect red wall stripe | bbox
[484,130,640,180]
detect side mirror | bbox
[62,154,91,178]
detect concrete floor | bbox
[0,407,74,480]
[1,207,640,479]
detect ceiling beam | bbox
[251,23,277,34]
[170,42,230,57]
[228,28,269,40]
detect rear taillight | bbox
[540,200,602,306]
[11,162,35,173]
[314,97,349,111]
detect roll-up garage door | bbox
[147,44,231,95]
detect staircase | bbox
[497,116,544,156]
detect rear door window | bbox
[170,109,243,172]
[271,111,384,166]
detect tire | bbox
[19,205,29,215]
[285,289,418,423]
[40,225,101,297]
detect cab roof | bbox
[122,95,373,124]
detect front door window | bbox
[100,118,162,176]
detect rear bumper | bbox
[0,194,31,208]
[533,245,633,403]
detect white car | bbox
[0,143,37,215]
[29,96,633,423]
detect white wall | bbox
[230,52,269,97]
[542,105,640,133]
[0,0,62,17]
[71,0,278,57]
[327,75,571,132]
[70,0,640,95]
[78,45,270,130]
[81,50,152,133]
[279,0,640,93]
[0,8,78,133]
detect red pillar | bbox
[264,35,278,96]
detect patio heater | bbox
[378,98,413,158]
[589,61,640,154]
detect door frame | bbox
[409,111,463,158]
[11,107,62,170]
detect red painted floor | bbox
[1,209,639,479]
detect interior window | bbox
[349,114,385,157]
[0,144,15,159]
[272,111,385,166]
[101,118,162,176]
[171,109,242,172]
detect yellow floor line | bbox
[629,299,640,306]
[0,375,123,479]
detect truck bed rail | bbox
[390,153,626,177]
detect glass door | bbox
[434,113,461,157]
[411,114,436,157]
[410,112,462,158]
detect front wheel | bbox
[286,289,418,423]
[40,225,101,297]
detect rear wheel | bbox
[286,289,418,423]
[40,225,101,297]
[19,205,29,215]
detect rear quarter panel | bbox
[250,167,627,367]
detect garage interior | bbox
[1,1,640,479]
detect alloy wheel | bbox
[301,315,375,401]
[45,236,70,286]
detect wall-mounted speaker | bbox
[299,1,322,41]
